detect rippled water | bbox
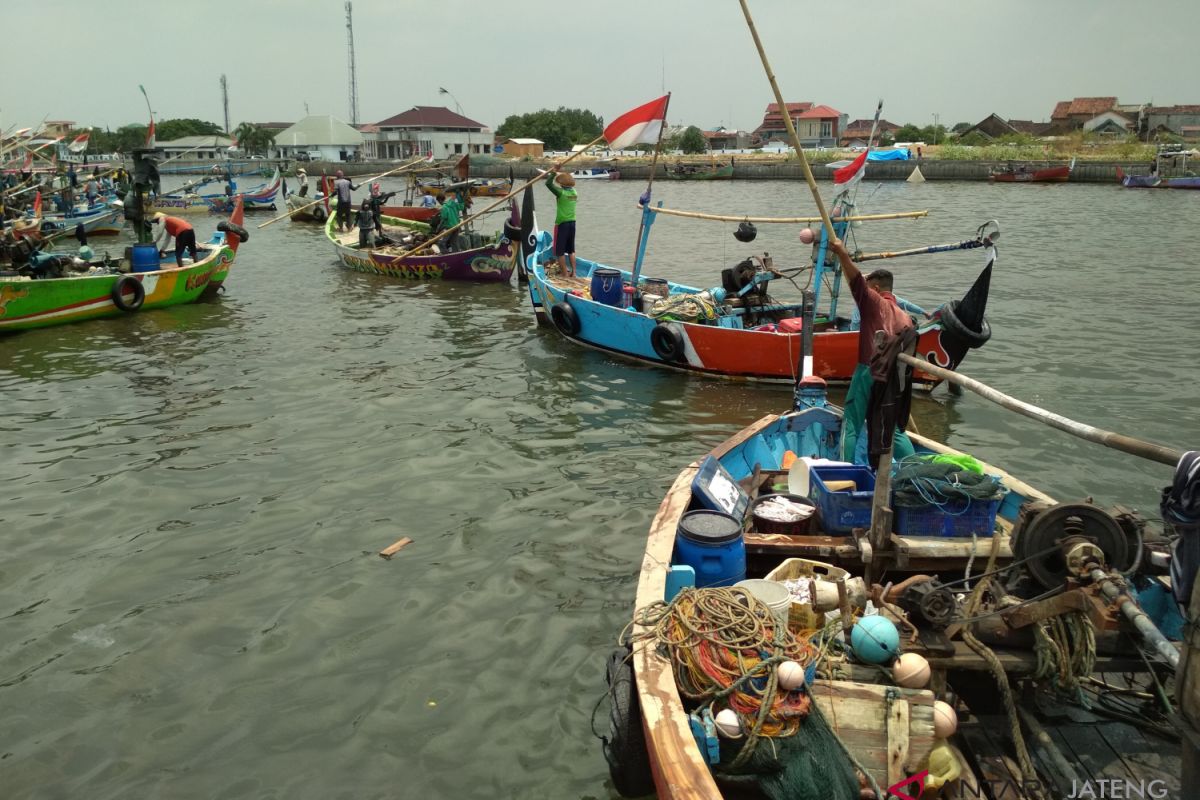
[2,177,1198,799]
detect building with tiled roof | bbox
[1049,97,1119,129]
[373,106,490,160]
[1143,105,1200,138]
[755,102,845,147]
[839,118,900,146]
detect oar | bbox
[256,157,427,229]
[393,133,606,260]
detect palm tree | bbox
[232,122,275,156]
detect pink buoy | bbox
[799,227,815,245]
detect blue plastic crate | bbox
[893,493,1005,538]
[809,465,876,535]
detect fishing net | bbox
[891,454,1006,509]
[646,292,718,323]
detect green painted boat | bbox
[0,199,247,333]
[663,163,735,180]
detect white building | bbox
[271,115,364,162]
[371,106,491,160]
[156,135,235,161]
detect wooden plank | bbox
[887,690,910,787]
[890,532,1013,560]
[377,536,412,559]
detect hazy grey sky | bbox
[5,0,1198,134]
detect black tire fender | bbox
[112,275,145,312]
[602,648,655,798]
[217,220,250,243]
[940,299,991,349]
[651,323,686,362]
[311,205,327,222]
[550,301,580,336]
[502,220,521,243]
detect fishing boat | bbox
[664,163,734,180]
[603,345,1189,799]
[284,191,330,222]
[0,199,247,332]
[988,162,1072,183]
[323,206,519,282]
[150,168,281,214]
[521,187,995,389]
[34,204,125,239]
[1116,166,1200,190]
[571,167,619,180]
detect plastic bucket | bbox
[590,267,623,306]
[131,243,160,273]
[735,579,792,628]
[674,510,745,588]
[642,277,670,297]
[750,493,816,535]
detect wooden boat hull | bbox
[663,164,734,180]
[1119,171,1200,189]
[40,206,125,239]
[989,165,1070,183]
[151,170,281,214]
[324,212,517,282]
[525,236,956,388]
[631,409,1053,799]
[380,205,438,223]
[0,200,244,332]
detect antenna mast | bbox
[220,74,230,135]
[345,1,359,125]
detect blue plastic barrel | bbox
[674,510,746,588]
[131,243,160,273]
[590,267,623,306]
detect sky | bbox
[4,0,1199,135]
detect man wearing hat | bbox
[544,169,578,276]
[152,212,198,268]
[296,167,309,197]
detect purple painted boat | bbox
[324,211,518,282]
[1116,166,1200,190]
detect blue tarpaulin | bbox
[867,149,910,162]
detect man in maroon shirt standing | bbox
[829,237,917,465]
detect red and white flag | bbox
[68,132,90,153]
[227,137,238,152]
[603,95,670,151]
[145,119,156,148]
[832,150,868,189]
[32,191,42,217]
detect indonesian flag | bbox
[603,95,670,150]
[68,132,90,153]
[227,137,238,152]
[32,191,41,217]
[832,149,868,188]
[145,118,156,148]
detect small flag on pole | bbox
[603,95,670,151]
[145,119,156,148]
[832,150,868,188]
[32,191,42,217]
[68,133,90,153]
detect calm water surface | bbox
[2,177,1198,799]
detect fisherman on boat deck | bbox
[333,169,358,232]
[67,163,78,189]
[849,275,929,331]
[437,189,462,250]
[296,168,309,197]
[367,183,396,236]
[152,212,198,268]
[830,238,917,466]
[544,169,578,277]
[420,190,439,208]
[354,199,374,248]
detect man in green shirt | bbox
[438,189,463,250]
[544,170,578,276]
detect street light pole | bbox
[439,87,471,157]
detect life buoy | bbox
[939,300,991,349]
[112,275,145,312]
[602,647,654,798]
[550,301,580,336]
[651,323,686,362]
[217,220,250,243]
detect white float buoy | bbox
[714,708,743,738]
[933,700,958,738]
[893,652,931,689]
[777,660,806,691]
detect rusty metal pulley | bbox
[1014,503,1131,590]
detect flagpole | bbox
[848,99,883,206]
[630,91,671,273]
[737,0,835,242]
[394,132,607,260]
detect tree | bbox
[893,124,924,143]
[958,131,989,147]
[952,122,972,134]
[157,118,224,141]
[919,124,948,145]
[233,122,275,155]
[878,131,895,146]
[678,126,708,154]
[497,107,603,151]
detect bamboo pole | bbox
[897,353,1184,466]
[648,206,927,224]
[394,133,607,260]
[256,156,427,229]
[737,0,836,241]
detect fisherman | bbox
[543,169,578,277]
[830,237,917,465]
[367,182,396,237]
[85,176,99,208]
[437,188,462,251]
[333,169,358,232]
[296,167,309,197]
[67,163,78,189]
[152,212,198,268]
[848,271,930,331]
[354,199,374,249]
[420,190,439,208]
